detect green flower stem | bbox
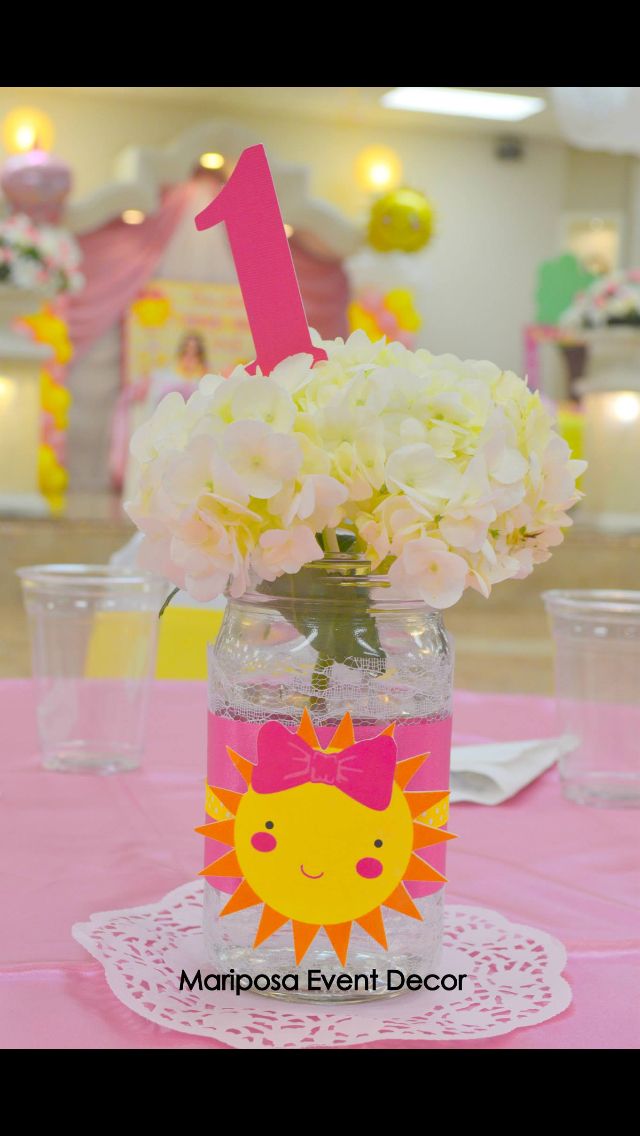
[323,527,341,554]
[307,531,331,714]
[158,587,180,618]
[309,652,332,713]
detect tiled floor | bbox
[1,496,638,692]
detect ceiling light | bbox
[2,107,55,154]
[284,224,294,238]
[355,145,403,193]
[381,87,545,122]
[610,392,640,424]
[0,376,17,408]
[200,152,225,170]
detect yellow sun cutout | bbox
[197,710,455,966]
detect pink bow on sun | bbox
[253,721,398,811]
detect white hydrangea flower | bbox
[388,537,469,609]
[130,392,194,465]
[220,420,302,499]
[385,444,461,507]
[125,331,585,605]
[252,525,321,581]
[285,474,348,531]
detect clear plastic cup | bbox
[543,589,640,807]
[18,564,168,774]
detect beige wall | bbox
[565,148,633,214]
[1,86,634,371]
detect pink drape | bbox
[67,182,198,362]
[68,185,350,363]
[291,238,350,340]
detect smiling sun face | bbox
[234,780,414,927]
[198,711,454,965]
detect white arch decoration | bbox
[63,119,363,258]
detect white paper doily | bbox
[72,881,571,1048]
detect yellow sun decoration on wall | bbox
[197,710,455,965]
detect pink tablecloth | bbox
[1,680,638,1050]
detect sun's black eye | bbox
[374,839,383,848]
[265,820,274,830]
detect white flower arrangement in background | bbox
[0,212,83,295]
[126,331,585,609]
[561,269,640,329]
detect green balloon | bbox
[535,253,599,325]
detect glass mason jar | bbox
[202,556,453,1001]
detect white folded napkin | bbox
[450,737,574,805]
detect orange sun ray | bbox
[383,883,423,921]
[404,853,447,883]
[220,880,262,915]
[394,752,429,789]
[405,789,449,818]
[356,907,388,949]
[200,849,242,878]
[209,785,244,816]
[225,747,254,786]
[412,822,457,849]
[254,905,290,947]
[328,711,355,750]
[381,723,396,737]
[194,818,236,844]
[296,707,320,748]
[324,922,351,965]
[292,921,321,964]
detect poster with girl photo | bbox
[113,279,254,496]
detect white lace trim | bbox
[208,650,453,725]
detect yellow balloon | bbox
[348,301,385,341]
[41,370,71,430]
[384,288,422,332]
[368,188,435,253]
[38,445,68,496]
[132,293,172,328]
[23,307,73,364]
[46,493,66,516]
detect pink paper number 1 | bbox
[195,145,328,376]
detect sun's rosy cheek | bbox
[356,857,383,879]
[251,832,277,852]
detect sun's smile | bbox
[198,710,455,965]
[300,865,324,879]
